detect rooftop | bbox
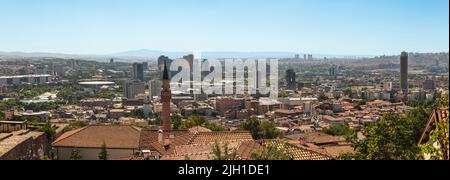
[52,125,141,149]
[0,130,44,158]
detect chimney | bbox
[158,129,163,143]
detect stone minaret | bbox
[161,60,172,130]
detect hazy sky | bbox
[0,0,448,55]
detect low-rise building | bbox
[52,125,141,160]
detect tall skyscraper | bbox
[286,69,297,90]
[149,79,162,100]
[329,65,337,77]
[183,54,194,69]
[161,61,172,130]
[132,63,145,81]
[400,52,409,95]
[123,80,145,99]
[142,62,149,70]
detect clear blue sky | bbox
[0,0,448,55]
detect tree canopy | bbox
[211,142,238,160]
[179,115,228,131]
[241,116,280,140]
[250,141,295,160]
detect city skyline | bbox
[0,0,448,56]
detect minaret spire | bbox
[161,60,172,130]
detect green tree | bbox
[250,141,295,160]
[40,122,56,141]
[98,142,109,160]
[70,149,83,160]
[180,115,228,131]
[419,97,449,160]
[130,109,145,119]
[204,123,228,132]
[241,116,262,139]
[0,111,5,120]
[241,116,280,140]
[171,114,183,130]
[419,113,449,160]
[260,121,280,139]
[180,115,207,129]
[339,113,422,160]
[40,155,57,160]
[323,124,354,137]
[211,142,238,160]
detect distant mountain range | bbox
[111,49,301,59]
[0,49,376,61]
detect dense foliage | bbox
[339,97,448,160]
[211,142,238,160]
[241,116,280,140]
[179,115,228,131]
[250,141,295,160]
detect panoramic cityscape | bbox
[0,0,448,162]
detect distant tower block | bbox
[400,52,409,95]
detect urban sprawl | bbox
[0,52,448,160]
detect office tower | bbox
[158,55,171,71]
[304,54,307,61]
[132,63,145,81]
[123,80,145,99]
[329,65,337,76]
[110,58,114,64]
[308,54,313,61]
[161,61,172,130]
[149,80,162,100]
[286,69,297,90]
[143,62,149,70]
[400,52,409,95]
[53,65,65,77]
[294,54,300,60]
[183,54,194,69]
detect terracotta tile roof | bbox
[238,140,333,160]
[323,145,355,158]
[53,127,87,144]
[52,125,141,149]
[162,141,243,160]
[189,131,254,144]
[148,133,193,156]
[139,130,191,150]
[189,126,212,134]
[298,132,345,145]
[264,140,333,160]
[237,141,263,160]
